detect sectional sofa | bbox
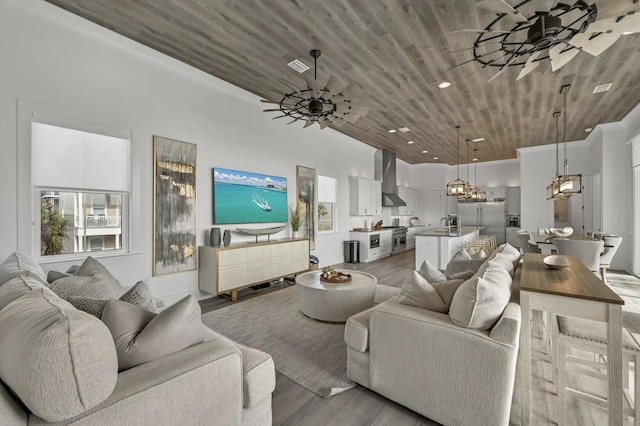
[344,243,522,426]
[0,252,275,425]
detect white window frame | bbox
[317,174,337,234]
[17,100,133,263]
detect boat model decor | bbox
[235,225,286,243]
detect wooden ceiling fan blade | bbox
[347,104,370,117]
[262,108,282,112]
[303,119,316,128]
[324,75,346,96]
[260,99,281,104]
[304,74,320,98]
[475,0,529,23]
[548,43,579,71]
[516,50,543,80]
[450,28,512,34]
[569,32,621,56]
[534,0,556,11]
[588,13,640,34]
[318,118,331,129]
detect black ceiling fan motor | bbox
[527,14,563,49]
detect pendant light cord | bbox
[554,111,560,177]
[562,84,570,175]
[456,125,460,179]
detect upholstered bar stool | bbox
[553,239,605,273]
[600,236,623,284]
[517,231,540,254]
[554,315,640,426]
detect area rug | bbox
[200,284,400,397]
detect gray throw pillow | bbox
[393,271,448,313]
[450,248,472,262]
[47,270,71,284]
[446,269,474,281]
[48,275,118,301]
[101,295,205,371]
[471,249,488,260]
[0,252,48,287]
[418,260,447,283]
[74,257,124,297]
[0,275,56,311]
[431,278,465,307]
[68,281,158,318]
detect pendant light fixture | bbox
[558,84,582,196]
[471,148,487,201]
[446,125,467,197]
[546,111,562,200]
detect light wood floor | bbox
[199,249,640,426]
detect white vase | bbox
[292,231,300,239]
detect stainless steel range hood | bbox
[374,148,406,207]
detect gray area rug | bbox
[201,284,400,397]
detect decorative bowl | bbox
[543,255,571,270]
[548,227,574,238]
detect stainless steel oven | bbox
[391,227,407,254]
[369,234,380,249]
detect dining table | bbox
[519,252,624,426]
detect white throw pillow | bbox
[101,295,205,371]
[418,260,447,283]
[450,248,472,262]
[449,276,512,330]
[393,271,449,313]
[488,253,515,277]
[482,262,513,289]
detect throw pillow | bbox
[101,295,205,371]
[47,270,71,284]
[393,271,448,313]
[449,275,512,330]
[470,248,488,260]
[446,269,475,281]
[431,278,465,307]
[0,252,48,287]
[0,289,117,422]
[68,281,159,318]
[74,256,124,297]
[499,243,522,270]
[48,275,119,301]
[418,260,447,283]
[489,253,515,277]
[450,248,472,262]
[482,261,513,289]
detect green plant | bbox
[290,206,302,231]
[41,200,69,255]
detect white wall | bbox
[0,1,381,303]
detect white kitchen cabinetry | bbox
[198,239,310,301]
[506,186,521,215]
[396,186,418,216]
[348,229,392,263]
[349,177,382,216]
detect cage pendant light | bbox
[460,139,474,199]
[546,111,563,200]
[558,84,582,196]
[446,125,467,196]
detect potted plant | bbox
[290,206,302,239]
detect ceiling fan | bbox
[452,0,640,81]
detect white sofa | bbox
[0,252,275,426]
[344,244,521,426]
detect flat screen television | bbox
[212,167,288,224]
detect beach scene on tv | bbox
[213,167,288,224]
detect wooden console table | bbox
[198,238,310,301]
[519,253,624,425]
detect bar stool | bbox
[554,315,640,425]
[600,236,623,284]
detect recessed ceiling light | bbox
[472,137,485,142]
[399,127,410,132]
[433,157,439,160]
[287,59,309,73]
[388,129,397,133]
[473,158,478,162]
[623,32,634,35]
[407,141,415,144]
[585,127,593,132]
[422,150,428,153]
[438,81,452,89]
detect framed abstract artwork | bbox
[296,165,315,250]
[153,136,197,276]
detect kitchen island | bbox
[415,226,483,270]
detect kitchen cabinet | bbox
[506,186,521,215]
[348,229,392,263]
[349,176,382,216]
[396,186,418,216]
[406,226,426,249]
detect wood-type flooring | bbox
[200,249,640,425]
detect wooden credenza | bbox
[198,238,310,301]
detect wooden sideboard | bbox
[198,238,310,301]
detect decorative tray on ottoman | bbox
[320,272,352,283]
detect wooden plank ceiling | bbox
[44,0,640,165]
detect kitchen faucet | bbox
[440,217,450,233]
